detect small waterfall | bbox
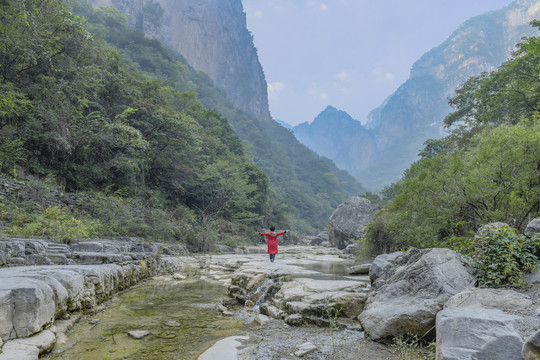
[249,278,274,310]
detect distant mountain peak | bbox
[293,0,540,191]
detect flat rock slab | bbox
[0,330,55,360]
[348,264,371,275]
[294,342,317,357]
[198,336,250,360]
[436,307,523,360]
[445,288,533,312]
[0,258,189,341]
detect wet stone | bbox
[294,342,317,357]
[165,320,180,327]
[127,330,150,339]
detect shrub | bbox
[467,225,540,287]
[8,206,94,243]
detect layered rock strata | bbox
[0,237,196,359]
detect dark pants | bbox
[269,253,276,261]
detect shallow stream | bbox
[46,278,249,360]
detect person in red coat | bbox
[258,226,288,262]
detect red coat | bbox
[259,232,285,254]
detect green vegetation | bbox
[0,0,268,248]
[448,225,540,287]
[0,0,364,247]
[362,21,540,287]
[390,335,435,360]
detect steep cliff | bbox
[294,0,540,190]
[87,0,270,119]
[76,0,366,232]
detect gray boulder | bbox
[368,251,403,287]
[436,307,523,360]
[445,288,532,312]
[525,218,540,238]
[359,248,476,342]
[310,232,329,246]
[348,264,371,275]
[328,197,379,250]
[523,329,540,360]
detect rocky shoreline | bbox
[1,226,540,359]
[0,237,198,359]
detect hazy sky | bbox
[242,0,514,126]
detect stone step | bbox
[46,243,71,254]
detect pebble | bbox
[165,320,181,327]
[294,342,317,357]
[254,314,270,326]
[127,330,150,339]
[173,273,187,280]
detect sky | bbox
[242,0,514,126]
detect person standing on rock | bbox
[258,227,287,262]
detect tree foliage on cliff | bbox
[69,0,365,233]
[0,0,269,245]
[364,22,540,253]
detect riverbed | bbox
[44,246,400,360]
[46,279,250,360]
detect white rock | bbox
[127,330,150,339]
[294,342,317,357]
[0,330,56,360]
[445,288,532,312]
[254,314,270,326]
[0,342,39,360]
[172,273,186,280]
[436,307,523,360]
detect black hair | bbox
[270,226,275,231]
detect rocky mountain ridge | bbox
[294,0,540,190]
[87,0,270,119]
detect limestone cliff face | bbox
[87,0,271,119]
[294,0,540,190]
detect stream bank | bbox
[0,242,401,360]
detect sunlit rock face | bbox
[86,0,271,120]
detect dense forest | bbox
[363,21,540,265]
[0,0,364,249]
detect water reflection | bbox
[46,279,248,360]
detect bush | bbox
[465,225,540,287]
[8,206,94,243]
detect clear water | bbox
[47,279,248,360]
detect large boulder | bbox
[436,307,523,360]
[359,248,476,342]
[442,288,540,359]
[368,251,403,287]
[445,288,532,312]
[328,197,379,250]
[525,218,540,238]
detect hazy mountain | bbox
[294,0,540,190]
[83,0,367,231]
[294,106,375,177]
[87,0,270,119]
[275,119,293,129]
